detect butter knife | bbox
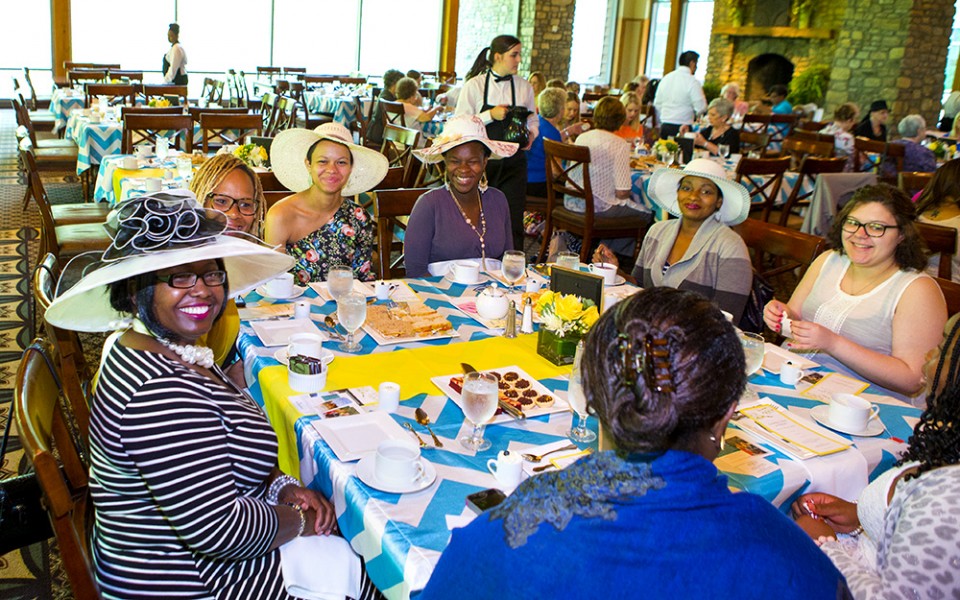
[461,362,526,421]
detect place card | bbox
[714,432,778,478]
[289,388,367,419]
[734,398,850,460]
[798,372,869,402]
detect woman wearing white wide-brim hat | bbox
[594,158,753,323]
[265,123,388,284]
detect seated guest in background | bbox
[405,69,423,88]
[915,158,960,282]
[721,82,749,120]
[561,91,586,133]
[526,88,567,198]
[528,71,546,100]
[546,78,566,89]
[854,100,890,141]
[567,96,651,256]
[951,115,960,141]
[768,84,792,114]
[404,116,517,277]
[367,68,404,145]
[693,97,739,155]
[420,288,850,600]
[653,51,706,140]
[266,123,388,283]
[940,90,960,132]
[595,159,752,323]
[820,102,860,169]
[640,78,660,142]
[792,313,960,598]
[614,92,644,143]
[620,81,639,94]
[883,114,936,178]
[764,184,946,400]
[395,76,440,134]
[632,74,650,98]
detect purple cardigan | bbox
[403,186,513,277]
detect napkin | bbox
[280,535,361,600]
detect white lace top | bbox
[566,129,641,214]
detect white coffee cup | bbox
[135,144,152,159]
[374,280,391,300]
[780,361,802,386]
[378,381,400,413]
[121,156,139,170]
[265,273,295,298]
[828,393,880,432]
[487,450,523,489]
[287,332,323,360]
[144,177,162,193]
[374,439,425,486]
[449,261,480,285]
[293,300,311,320]
[588,262,617,286]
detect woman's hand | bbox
[763,300,790,333]
[592,244,619,268]
[792,492,860,534]
[694,132,707,148]
[795,514,837,541]
[279,486,337,535]
[490,105,508,121]
[787,320,838,353]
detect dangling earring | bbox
[443,170,450,189]
[478,172,489,192]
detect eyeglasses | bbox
[841,218,899,238]
[207,193,259,216]
[156,270,227,289]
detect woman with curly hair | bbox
[191,153,266,238]
[420,289,848,599]
[764,184,946,399]
[793,314,960,599]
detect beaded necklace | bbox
[447,183,487,259]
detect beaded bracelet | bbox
[285,503,306,537]
[266,474,300,505]
[849,525,865,537]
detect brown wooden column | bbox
[51,0,71,81]
[440,0,459,73]
[662,0,683,75]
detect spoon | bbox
[521,443,577,463]
[415,407,444,448]
[324,315,347,337]
[402,422,427,447]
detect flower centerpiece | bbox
[534,291,599,365]
[232,143,269,167]
[148,97,171,108]
[653,138,680,164]
[928,139,953,161]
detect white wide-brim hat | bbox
[648,158,751,226]
[44,192,294,332]
[413,115,518,164]
[271,123,389,196]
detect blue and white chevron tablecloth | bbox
[93,153,194,204]
[49,88,85,132]
[303,93,372,129]
[66,114,205,175]
[237,275,917,599]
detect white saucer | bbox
[255,285,306,300]
[810,406,885,437]
[273,347,335,367]
[605,275,626,287]
[443,271,483,285]
[355,454,437,494]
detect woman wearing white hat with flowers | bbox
[594,158,753,322]
[44,192,377,599]
[265,123,388,284]
[404,115,518,277]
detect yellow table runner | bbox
[259,334,572,475]
[112,167,166,201]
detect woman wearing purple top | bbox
[404,116,518,277]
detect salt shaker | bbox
[520,297,534,334]
[504,300,517,338]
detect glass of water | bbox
[555,251,580,271]
[501,250,526,291]
[327,266,354,302]
[460,371,498,451]
[336,291,367,353]
[740,331,766,375]
[156,137,169,162]
[718,144,730,159]
[176,156,193,181]
[566,342,596,442]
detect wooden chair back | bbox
[380,124,421,187]
[917,221,958,280]
[64,62,119,71]
[777,156,846,228]
[268,96,298,135]
[380,100,407,129]
[412,142,445,188]
[260,92,278,133]
[107,70,143,83]
[188,106,249,122]
[257,66,281,81]
[736,156,791,222]
[583,92,609,103]
[899,171,934,198]
[234,71,251,107]
[200,78,225,105]
[796,120,828,132]
[372,188,429,279]
[338,77,368,86]
[263,190,291,209]
[768,113,799,147]
[84,83,135,108]
[68,69,106,87]
[935,276,960,315]
[282,67,307,77]
[120,106,183,118]
[122,114,194,154]
[733,218,826,280]
[780,136,835,169]
[257,169,288,192]
[199,113,263,152]
[791,128,836,145]
[22,67,45,110]
[373,167,407,191]
[140,84,188,105]
[853,136,895,173]
[739,131,769,156]
[637,104,656,129]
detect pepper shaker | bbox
[504,300,518,338]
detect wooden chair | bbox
[779,136,835,169]
[257,170,288,192]
[917,221,957,280]
[739,131,769,156]
[187,106,249,122]
[14,340,99,600]
[264,190,291,209]
[13,94,72,148]
[199,113,263,152]
[140,84,189,105]
[294,81,334,129]
[200,78,225,105]
[379,100,407,130]
[774,156,846,229]
[582,92,609,103]
[935,277,960,315]
[260,92,278,134]
[266,96,298,135]
[791,128,836,146]
[121,114,194,154]
[12,87,58,132]
[67,69,107,87]
[767,113,799,149]
[282,67,307,77]
[537,139,649,263]
[899,171,934,198]
[338,77,368,86]
[235,71,252,107]
[853,136,905,180]
[64,62,120,71]
[20,140,108,225]
[796,120,828,132]
[379,124,421,188]
[15,125,79,208]
[107,70,143,83]
[21,67,51,110]
[120,106,184,118]
[736,156,791,223]
[84,83,135,108]
[372,188,429,279]
[733,218,826,281]
[257,66,282,81]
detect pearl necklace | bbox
[447,184,487,259]
[157,337,216,368]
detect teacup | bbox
[144,178,163,193]
[449,261,480,285]
[588,262,618,286]
[134,144,152,160]
[264,273,295,298]
[121,156,139,170]
[374,280,391,300]
[487,450,523,488]
[828,393,880,432]
[374,439,425,486]
[287,333,323,360]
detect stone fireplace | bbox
[746,54,795,101]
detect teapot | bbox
[475,285,509,320]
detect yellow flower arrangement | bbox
[148,97,171,108]
[928,139,950,160]
[233,144,269,167]
[654,139,679,155]
[534,290,599,338]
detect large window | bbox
[359,0,443,76]
[645,0,672,79]
[942,0,960,103]
[273,0,360,74]
[177,0,271,73]
[679,0,714,80]
[1,0,52,96]
[71,0,174,71]
[569,0,618,85]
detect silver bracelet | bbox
[285,503,306,537]
[266,474,300,505]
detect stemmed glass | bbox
[740,331,766,375]
[661,148,675,167]
[336,291,367,352]
[460,371,498,451]
[327,265,354,302]
[718,144,731,160]
[501,250,526,291]
[156,137,169,162]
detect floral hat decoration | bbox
[413,115,519,164]
[44,189,294,333]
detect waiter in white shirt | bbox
[456,34,539,251]
[163,23,188,85]
[653,51,706,140]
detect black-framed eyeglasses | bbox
[156,270,227,289]
[841,218,899,238]
[207,193,259,216]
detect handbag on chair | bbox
[0,407,53,555]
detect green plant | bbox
[702,82,721,103]
[787,65,830,106]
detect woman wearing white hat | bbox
[265,123,389,284]
[594,159,753,323]
[44,192,372,599]
[404,115,518,277]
